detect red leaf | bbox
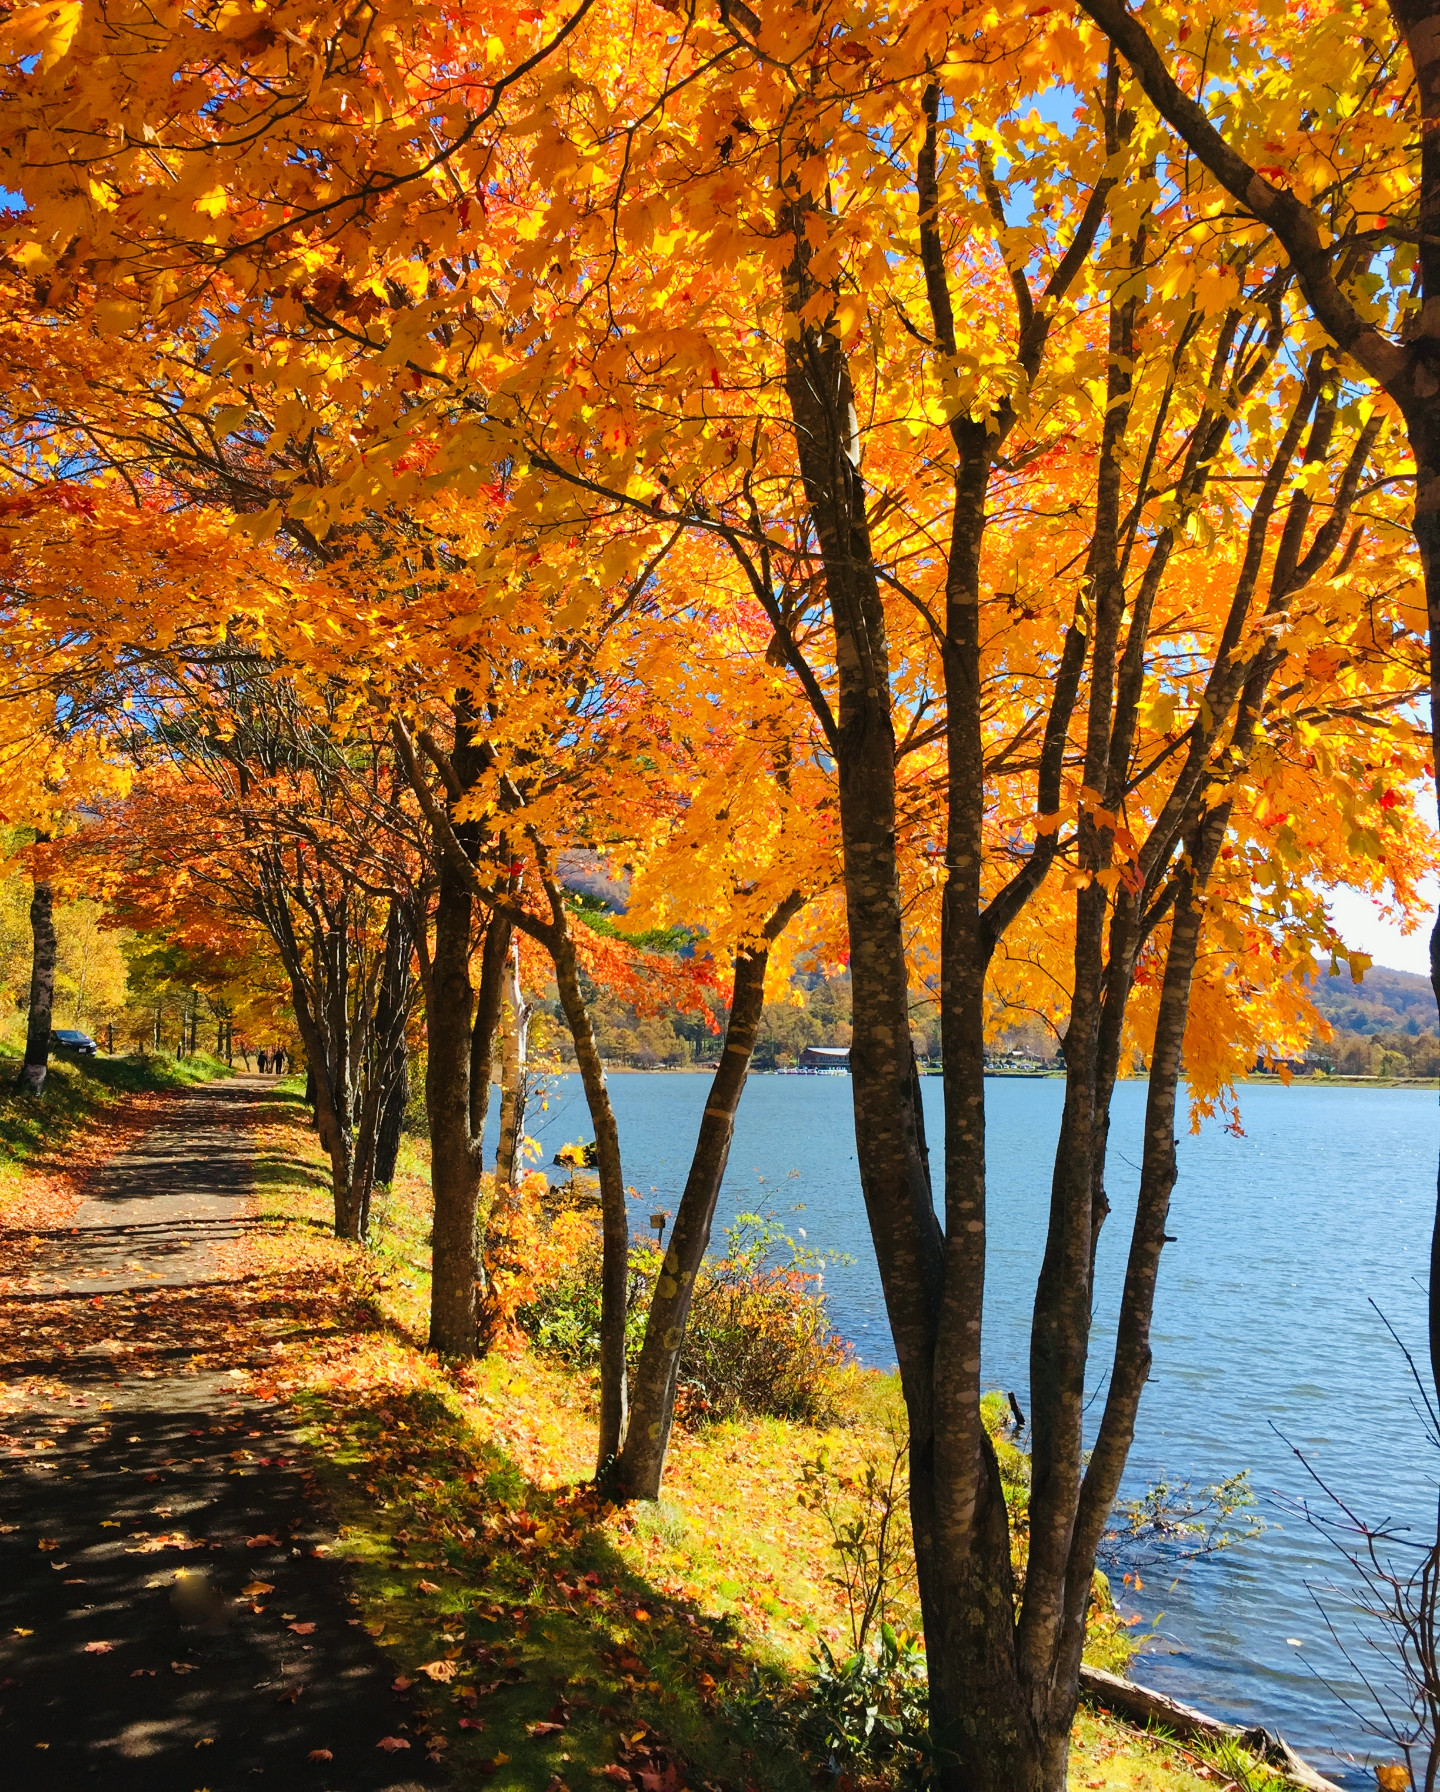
[377,1736,411,1752]
[307,1748,334,1763]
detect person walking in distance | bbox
[257,1047,269,1074]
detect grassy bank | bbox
[0,1049,232,1178]
[229,1091,1268,1792]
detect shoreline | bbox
[565,1064,1440,1089]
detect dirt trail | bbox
[0,1077,442,1790]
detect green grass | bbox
[244,1107,1208,1792]
[0,1048,233,1175]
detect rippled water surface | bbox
[521,1070,1438,1780]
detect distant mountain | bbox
[557,849,630,913]
[1309,960,1438,1036]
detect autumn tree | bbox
[1072,0,1440,1403]
[1,5,1436,1785]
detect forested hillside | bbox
[1310,961,1439,1035]
[1305,960,1440,1077]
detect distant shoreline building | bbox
[798,1045,850,1070]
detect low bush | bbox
[476,1171,597,1350]
[516,1210,850,1428]
[725,1625,930,1791]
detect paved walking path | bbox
[0,1078,441,1790]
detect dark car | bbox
[51,1028,99,1056]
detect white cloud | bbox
[1323,881,1437,977]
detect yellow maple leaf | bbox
[2,0,82,72]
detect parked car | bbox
[51,1028,99,1056]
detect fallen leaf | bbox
[417,1579,441,1595]
[377,1737,411,1752]
[528,1721,566,1737]
[82,1640,114,1654]
[477,1754,512,1775]
[420,1659,457,1683]
[288,1622,316,1635]
[130,1669,157,1678]
[632,1609,650,1623]
[171,1661,197,1674]
[392,1675,413,1692]
[241,1582,273,1597]
[307,1749,334,1764]
[600,1769,633,1786]
[276,1685,305,1704]
[246,1534,281,1549]
[37,1540,61,1551]
[459,1717,486,1731]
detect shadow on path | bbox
[0,1077,443,1791]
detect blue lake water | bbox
[519,1070,1438,1781]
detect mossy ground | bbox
[227,1087,1226,1792]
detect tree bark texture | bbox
[547,902,630,1472]
[767,73,1378,1788]
[616,893,803,1500]
[1081,0,1440,1514]
[375,1045,408,1189]
[18,875,56,1096]
[494,939,531,1192]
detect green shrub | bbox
[516,1211,849,1428]
[725,1625,931,1791]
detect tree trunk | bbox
[494,940,531,1191]
[548,911,629,1473]
[426,847,486,1355]
[375,1046,408,1187]
[17,876,56,1095]
[287,992,357,1237]
[353,899,415,1232]
[617,895,802,1499]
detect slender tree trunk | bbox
[548,911,629,1472]
[362,900,415,1215]
[286,996,356,1237]
[617,896,802,1499]
[18,875,56,1095]
[494,940,531,1191]
[376,1047,408,1187]
[470,914,513,1154]
[427,849,485,1354]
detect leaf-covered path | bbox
[0,1077,443,1791]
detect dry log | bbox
[1077,1665,1345,1792]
